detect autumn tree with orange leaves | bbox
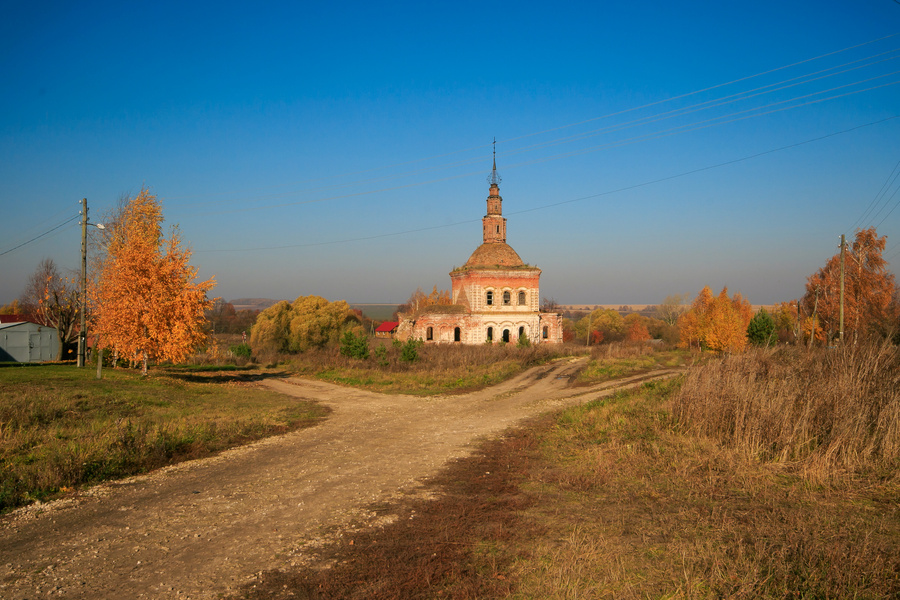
[802,228,898,344]
[395,285,452,318]
[678,286,752,352]
[94,188,215,374]
[624,312,652,342]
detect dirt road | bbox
[0,358,678,599]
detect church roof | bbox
[459,242,527,269]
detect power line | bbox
[850,157,900,231]
[173,76,899,219]
[166,33,900,210]
[0,214,80,257]
[872,184,900,230]
[195,116,898,254]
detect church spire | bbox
[487,137,502,187]
[482,140,506,243]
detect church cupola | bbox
[482,145,506,243]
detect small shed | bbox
[0,321,60,363]
[375,321,399,339]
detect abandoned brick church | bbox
[397,157,563,345]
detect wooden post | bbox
[78,198,87,367]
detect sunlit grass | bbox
[233,347,900,599]
[285,342,588,395]
[0,364,327,513]
[577,344,689,383]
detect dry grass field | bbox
[234,341,900,599]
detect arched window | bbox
[454,327,461,342]
[502,329,510,343]
[426,326,433,341]
[518,326,525,340]
[518,291,526,305]
[542,326,549,339]
[487,326,493,342]
[502,291,511,305]
[486,291,493,306]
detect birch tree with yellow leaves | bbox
[94,188,215,375]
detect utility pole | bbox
[78,198,88,367]
[585,309,593,348]
[808,286,820,350]
[839,234,846,344]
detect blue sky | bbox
[2,1,899,307]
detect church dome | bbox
[462,242,525,269]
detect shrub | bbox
[340,330,370,360]
[374,344,389,367]
[230,343,252,359]
[400,338,422,363]
[747,308,776,346]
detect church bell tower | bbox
[482,143,506,243]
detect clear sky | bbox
[2,0,899,307]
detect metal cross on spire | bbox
[487,137,502,187]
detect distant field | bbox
[350,303,399,322]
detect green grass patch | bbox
[281,343,588,395]
[577,347,689,383]
[0,364,328,513]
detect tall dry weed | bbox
[673,340,900,480]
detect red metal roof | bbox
[0,315,30,324]
[375,321,399,333]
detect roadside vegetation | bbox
[0,364,327,513]
[286,341,591,395]
[236,340,900,599]
[576,342,689,383]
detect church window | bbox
[426,326,433,341]
[503,291,511,305]
[486,291,493,306]
[454,327,461,342]
[543,326,549,339]
[502,329,510,343]
[518,291,526,305]
[487,327,493,342]
[518,326,525,340]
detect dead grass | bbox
[232,349,900,599]
[281,342,588,395]
[673,340,900,481]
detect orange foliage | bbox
[678,286,751,352]
[802,227,898,343]
[773,301,799,341]
[624,313,651,342]
[399,285,452,315]
[95,188,215,374]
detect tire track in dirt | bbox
[0,359,680,599]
